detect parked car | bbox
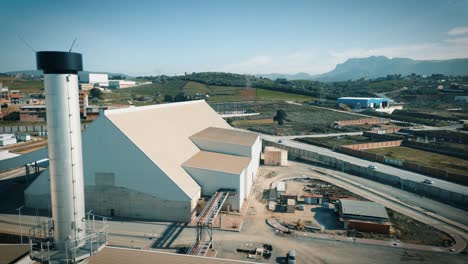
[287,250,296,264]
[423,179,434,184]
[278,139,283,144]
[368,165,377,170]
[296,205,305,211]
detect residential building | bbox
[19,105,47,122]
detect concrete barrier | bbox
[0,123,89,134]
[334,118,389,127]
[263,140,468,209]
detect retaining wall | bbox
[342,140,402,150]
[263,140,468,209]
[0,123,89,134]
[334,118,389,127]
[363,131,403,141]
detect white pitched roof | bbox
[104,100,231,198]
[183,151,250,175]
[190,127,259,147]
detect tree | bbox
[273,109,287,125]
[89,88,103,100]
[164,95,173,102]
[174,92,190,102]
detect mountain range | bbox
[258,56,468,82]
[5,56,468,82]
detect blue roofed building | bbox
[337,97,391,109]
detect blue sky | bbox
[2,0,468,75]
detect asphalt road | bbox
[262,135,468,196]
[318,166,468,226]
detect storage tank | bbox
[36,51,86,251]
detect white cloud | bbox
[331,40,468,62]
[447,26,468,36]
[219,51,335,74]
[218,38,468,75]
[445,37,468,45]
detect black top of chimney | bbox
[36,51,83,74]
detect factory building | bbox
[108,80,136,89]
[0,134,17,146]
[337,199,390,234]
[337,97,391,109]
[25,100,261,222]
[78,72,109,87]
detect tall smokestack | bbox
[36,51,86,251]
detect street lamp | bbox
[16,205,24,244]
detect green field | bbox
[229,102,362,135]
[107,79,314,104]
[0,77,43,93]
[366,146,468,175]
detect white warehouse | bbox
[108,80,136,89]
[78,72,109,87]
[0,134,17,146]
[25,100,261,222]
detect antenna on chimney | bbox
[69,38,78,52]
[18,35,36,52]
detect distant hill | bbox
[313,56,468,82]
[4,70,132,79]
[256,72,316,80]
[257,56,468,82]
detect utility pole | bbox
[16,205,24,244]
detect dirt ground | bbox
[0,162,465,264]
[0,136,47,154]
[262,168,454,247]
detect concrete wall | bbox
[342,140,403,150]
[363,131,403,141]
[346,220,390,234]
[183,167,244,211]
[245,137,261,198]
[85,185,192,222]
[0,123,89,133]
[263,141,468,209]
[25,169,194,222]
[335,118,389,127]
[20,112,47,122]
